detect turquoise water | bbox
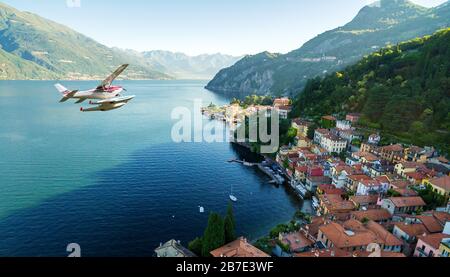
[0,80,305,256]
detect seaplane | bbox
[54,64,135,112]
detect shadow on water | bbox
[0,142,303,257]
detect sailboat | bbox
[229,184,238,202]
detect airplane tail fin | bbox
[55,83,69,95]
[55,84,78,103]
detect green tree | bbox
[224,203,236,244]
[201,212,225,257]
[188,237,203,256]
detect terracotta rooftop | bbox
[365,221,403,247]
[394,223,429,238]
[349,195,379,205]
[348,174,373,183]
[388,196,426,208]
[416,215,444,233]
[319,194,356,213]
[428,175,450,192]
[322,115,337,121]
[281,231,314,251]
[210,237,270,257]
[319,220,382,248]
[390,180,410,189]
[418,233,450,249]
[381,144,404,152]
[354,152,379,162]
[393,188,418,197]
[351,209,392,222]
[292,118,313,127]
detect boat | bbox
[229,184,238,202]
[229,194,238,202]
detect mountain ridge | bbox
[0,2,240,80]
[206,0,450,96]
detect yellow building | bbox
[292,118,312,138]
[422,175,450,198]
[439,238,450,257]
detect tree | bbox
[188,237,203,256]
[201,212,225,257]
[307,123,317,140]
[224,202,236,244]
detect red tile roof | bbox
[418,233,450,249]
[210,237,270,257]
[394,223,429,238]
[428,175,450,192]
[351,209,392,222]
[388,196,426,208]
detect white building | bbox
[336,120,352,130]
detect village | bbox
[156,97,450,258]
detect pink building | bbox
[414,233,450,257]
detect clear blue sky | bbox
[1,0,447,56]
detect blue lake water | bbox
[0,80,306,257]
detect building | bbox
[414,233,450,257]
[318,194,355,216]
[278,231,314,253]
[317,219,402,252]
[331,165,359,189]
[314,129,347,154]
[351,151,379,164]
[350,209,392,224]
[346,174,373,192]
[368,134,381,145]
[381,197,426,215]
[274,105,292,119]
[379,144,404,163]
[346,113,361,123]
[154,240,197,257]
[356,177,389,196]
[422,175,450,198]
[210,237,270,257]
[393,223,429,255]
[404,146,435,163]
[349,195,379,210]
[394,161,424,177]
[273,97,290,107]
[305,175,331,192]
[292,118,313,138]
[439,237,450,257]
[336,120,352,130]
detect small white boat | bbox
[229,184,238,202]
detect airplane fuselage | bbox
[73,86,124,100]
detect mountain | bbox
[206,0,450,96]
[292,28,450,156]
[140,50,241,80]
[0,2,241,80]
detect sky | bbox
[1,0,448,56]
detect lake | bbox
[0,80,306,257]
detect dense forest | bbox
[291,28,450,156]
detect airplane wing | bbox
[96,64,129,89]
[89,95,135,105]
[75,98,87,104]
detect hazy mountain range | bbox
[0,2,240,80]
[206,0,450,96]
